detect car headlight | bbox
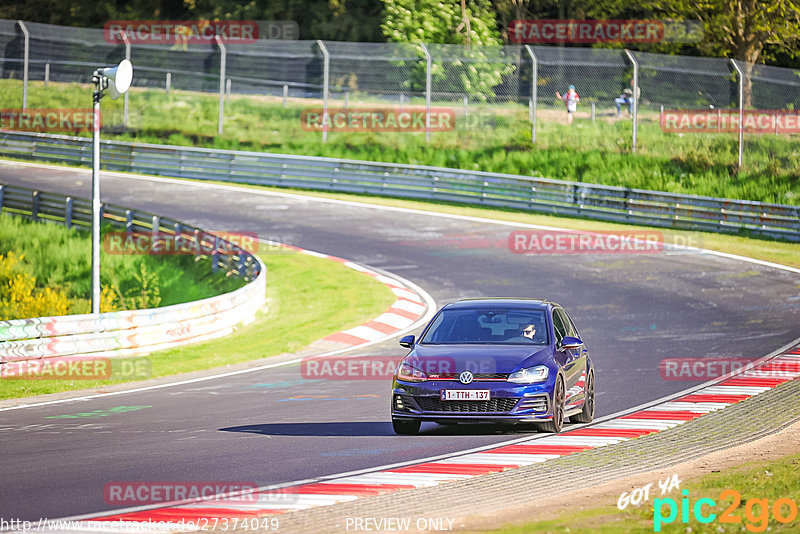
[395,362,427,382]
[507,365,549,384]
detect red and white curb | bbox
[278,244,429,347]
[49,344,800,532]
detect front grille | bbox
[517,395,548,412]
[426,373,510,381]
[414,396,518,413]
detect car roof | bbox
[445,298,556,310]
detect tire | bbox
[571,370,595,424]
[540,376,565,433]
[392,418,421,435]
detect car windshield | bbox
[420,308,549,345]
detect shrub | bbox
[0,252,71,320]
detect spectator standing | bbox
[555,85,580,125]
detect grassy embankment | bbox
[1,79,797,206]
[475,450,800,533]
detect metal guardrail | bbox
[1,130,799,241]
[0,182,266,364]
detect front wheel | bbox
[571,370,595,424]
[392,418,421,435]
[540,376,565,433]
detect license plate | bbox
[441,390,490,401]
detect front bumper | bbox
[391,378,556,423]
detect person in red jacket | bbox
[555,84,579,125]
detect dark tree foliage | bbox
[0,0,386,41]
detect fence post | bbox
[282,84,288,107]
[31,190,39,220]
[420,43,432,144]
[17,21,29,110]
[591,102,596,121]
[623,49,639,153]
[166,72,171,94]
[174,222,182,251]
[215,35,226,135]
[65,197,73,229]
[151,216,160,254]
[226,78,231,105]
[125,209,133,232]
[212,235,220,273]
[316,40,330,143]
[44,63,49,87]
[729,59,744,169]
[525,45,537,144]
[121,31,131,128]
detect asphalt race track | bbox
[1,161,799,521]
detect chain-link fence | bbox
[1,19,798,197]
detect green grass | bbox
[471,452,800,533]
[0,213,243,314]
[0,246,397,399]
[2,79,798,206]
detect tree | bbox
[650,0,800,106]
[381,0,513,100]
[382,0,503,46]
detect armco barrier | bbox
[1,131,798,241]
[0,183,266,364]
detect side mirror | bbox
[559,336,583,350]
[399,335,415,348]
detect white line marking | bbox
[438,453,559,465]
[592,420,683,431]
[646,401,730,413]
[371,313,415,329]
[698,385,773,395]
[391,300,426,315]
[340,325,385,342]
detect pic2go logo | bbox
[653,489,800,532]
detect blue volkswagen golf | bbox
[391,298,595,435]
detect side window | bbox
[558,309,578,338]
[552,309,567,342]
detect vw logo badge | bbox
[459,370,474,384]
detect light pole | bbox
[90,59,133,314]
